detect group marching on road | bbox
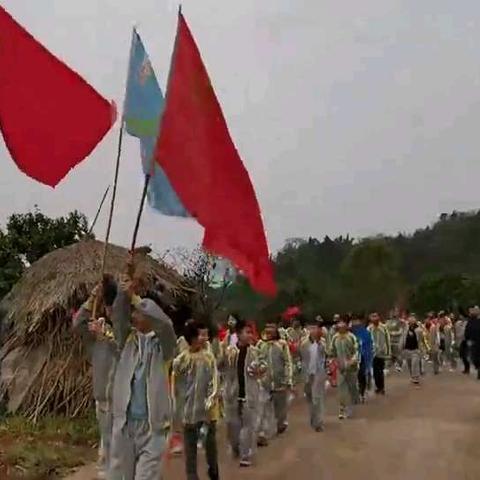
[73,276,480,480]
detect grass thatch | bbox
[0,240,196,420]
[0,239,194,339]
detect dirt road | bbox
[67,371,480,480]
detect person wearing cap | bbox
[73,276,119,479]
[108,276,177,480]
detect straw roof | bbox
[0,239,194,339]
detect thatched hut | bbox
[0,240,196,420]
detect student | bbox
[170,328,191,456]
[257,321,293,435]
[428,315,442,374]
[440,313,456,371]
[385,315,405,372]
[402,315,428,385]
[222,315,239,350]
[73,276,118,479]
[418,319,430,376]
[326,315,340,388]
[286,316,307,388]
[299,318,327,432]
[351,315,374,403]
[222,319,266,468]
[108,276,177,480]
[368,312,391,395]
[330,319,359,419]
[173,320,220,480]
[454,314,470,374]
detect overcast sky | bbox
[2,0,480,255]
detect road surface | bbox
[67,370,480,480]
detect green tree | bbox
[410,273,480,314]
[0,208,92,299]
[340,238,402,314]
[219,209,480,321]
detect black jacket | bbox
[465,317,480,344]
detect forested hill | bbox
[223,210,480,321]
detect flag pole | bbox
[88,185,110,236]
[101,26,137,271]
[130,173,151,253]
[129,7,182,255]
[93,29,136,318]
[100,123,124,275]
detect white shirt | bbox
[308,341,319,375]
[229,332,238,348]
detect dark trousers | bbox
[373,357,385,393]
[358,360,367,397]
[184,422,219,480]
[471,342,480,374]
[459,340,470,373]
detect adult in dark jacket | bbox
[464,306,480,379]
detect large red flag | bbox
[0,7,116,187]
[155,13,276,296]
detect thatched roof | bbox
[0,239,195,338]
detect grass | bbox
[0,413,98,480]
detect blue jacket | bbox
[351,326,374,372]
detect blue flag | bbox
[124,30,189,217]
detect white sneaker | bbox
[240,458,252,468]
[96,469,106,480]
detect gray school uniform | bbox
[173,336,189,434]
[108,293,176,480]
[428,324,441,374]
[73,303,118,476]
[221,344,265,462]
[299,337,327,429]
[330,332,359,412]
[256,339,293,431]
[442,324,456,369]
[401,326,427,381]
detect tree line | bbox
[0,208,91,299]
[222,210,480,322]
[2,208,480,323]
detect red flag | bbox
[155,13,276,296]
[0,7,116,187]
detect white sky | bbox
[2,0,480,255]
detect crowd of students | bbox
[73,275,480,480]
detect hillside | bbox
[224,210,480,320]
